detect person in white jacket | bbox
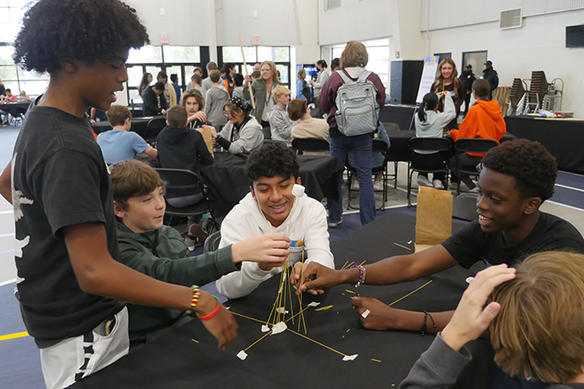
[413,91,456,189]
[215,142,335,299]
[213,96,264,155]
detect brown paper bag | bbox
[196,126,215,157]
[415,186,453,253]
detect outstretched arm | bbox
[0,161,11,203]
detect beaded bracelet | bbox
[352,265,367,288]
[420,311,437,335]
[185,285,200,316]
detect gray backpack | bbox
[334,70,379,136]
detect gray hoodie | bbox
[205,85,229,127]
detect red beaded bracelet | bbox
[197,301,221,321]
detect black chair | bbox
[383,122,408,189]
[406,137,452,207]
[291,138,330,155]
[203,231,222,253]
[452,138,499,194]
[262,126,271,140]
[146,117,167,144]
[346,139,390,211]
[155,168,218,231]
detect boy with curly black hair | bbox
[298,139,584,334]
[215,141,335,299]
[8,1,236,387]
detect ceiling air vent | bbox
[500,8,522,30]
[325,0,341,11]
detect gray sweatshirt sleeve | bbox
[228,119,264,154]
[398,334,473,389]
[269,108,295,145]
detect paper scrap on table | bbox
[276,307,289,314]
[237,350,248,360]
[261,325,270,333]
[361,309,371,319]
[466,277,474,284]
[342,354,358,361]
[307,302,321,307]
[271,321,287,335]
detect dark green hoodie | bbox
[115,220,238,346]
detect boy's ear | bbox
[113,200,126,218]
[295,176,302,185]
[523,197,542,215]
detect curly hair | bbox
[13,0,149,74]
[482,139,557,200]
[246,141,299,183]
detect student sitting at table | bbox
[413,91,456,189]
[449,79,507,190]
[269,85,296,146]
[182,89,207,128]
[4,88,17,102]
[288,98,330,143]
[400,251,584,389]
[97,105,157,165]
[215,141,335,299]
[110,159,291,346]
[297,139,584,332]
[212,96,264,155]
[157,105,213,208]
[142,81,168,116]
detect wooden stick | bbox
[238,33,255,109]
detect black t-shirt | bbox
[12,102,123,346]
[442,212,584,268]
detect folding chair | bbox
[155,168,219,232]
[203,230,222,253]
[146,117,167,144]
[407,137,452,207]
[346,139,390,210]
[452,138,499,195]
[291,138,330,155]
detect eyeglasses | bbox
[223,111,232,117]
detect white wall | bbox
[124,0,212,45]
[318,0,393,45]
[422,7,584,117]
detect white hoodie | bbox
[215,191,334,299]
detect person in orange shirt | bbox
[450,79,506,189]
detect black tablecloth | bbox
[92,116,165,139]
[201,152,344,216]
[73,212,490,389]
[506,115,584,174]
[0,102,30,117]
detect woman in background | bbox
[138,72,153,98]
[243,61,280,127]
[430,59,463,130]
[296,68,308,100]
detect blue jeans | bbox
[329,133,375,225]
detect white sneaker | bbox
[350,179,359,190]
[432,179,444,190]
[373,180,384,191]
[417,175,431,187]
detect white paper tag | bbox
[361,309,370,318]
[276,307,289,314]
[342,354,358,361]
[237,350,248,360]
[261,325,270,333]
[271,321,287,335]
[307,302,321,307]
[465,277,474,284]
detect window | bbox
[221,46,291,88]
[0,1,50,98]
[125,46,202,107]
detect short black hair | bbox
[482,139,557,201]
[222,63,235,73]
[246,141,299,183]
[331,58,340,70]
[233,73,244,87]
[170,73,178,83]
[153,82,165,92]
[13,0,148,74]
